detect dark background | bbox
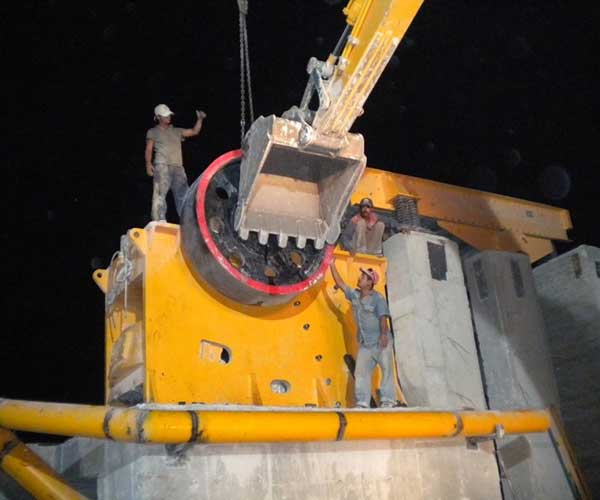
[1,1,598,430]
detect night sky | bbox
[2,1,598,429]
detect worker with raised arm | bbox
[330,259,397,408]
[145,104,206,222]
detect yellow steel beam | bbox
[353,167,572,261]
[355,167,572,239]
[0,427,87,500]
[0,399,550,445]
[436,221,556,263]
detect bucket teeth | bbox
[258,230,269,245]
[296,236,307,249]
[278,234,289,248]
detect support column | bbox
[464,250,574,500]
[383,232,500,499]
[534,245,600,495]
[384,232,486,409]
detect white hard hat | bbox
[154,104,174,117]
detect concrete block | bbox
[534,245,600,495]
[31,438,104,479]
[3,436,500,499]
[464,251,573,500]
[384,232,486,410]
[97,438,502,500]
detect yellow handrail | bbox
[0,399,550,445]
[0,427,87,500]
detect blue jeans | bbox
[354,343,396,407]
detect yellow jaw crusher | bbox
[0,2,579,499]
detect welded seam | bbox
[188,411,199,443]
[335,412,347,441]
[135,410,150,443]
[103,409,116,440]
[453,412,464,437]
[0,439,19,464]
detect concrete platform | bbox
[0,434,502,500]
[381,232,501,499]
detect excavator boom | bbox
[235,0,424,249]
[315,0,425,135]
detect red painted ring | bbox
[195,150,334,296]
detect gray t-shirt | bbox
[146,126,185,166]
[342,286,390,347]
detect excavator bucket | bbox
[234,115,366,249]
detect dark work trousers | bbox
[151,162,189,221]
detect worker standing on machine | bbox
[350,198,385,255]
[329,260,397,408]
[145,104,206,222]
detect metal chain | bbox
[243,14,254,125]
[238,2,246,144]
[237,0,254,144]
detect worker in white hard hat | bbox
[145,104,206,221]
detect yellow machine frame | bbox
[94,223,398,407]
[353,167,572,262]
[93,165,570,407]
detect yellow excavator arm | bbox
[235,0,424,250]
[314,0,424,134]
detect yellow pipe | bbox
[0,399,550,445]
[0,427,87,500]
[461,410,551,436]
